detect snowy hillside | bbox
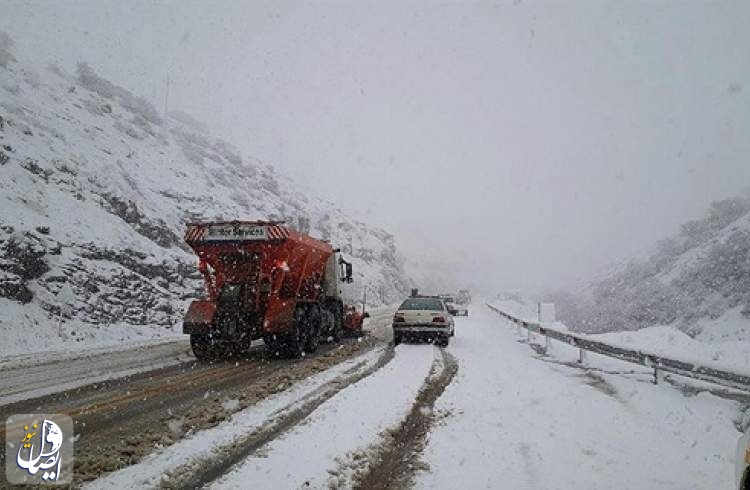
[547,196,750,337]
[0,37,409,356]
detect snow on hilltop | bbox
[547,195,750,339]
[0,37,409,356]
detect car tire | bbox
[393,333,401,345]
[440,336,450,347]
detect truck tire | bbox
[285,328,305,358]
[285,306,307,358]
[304,304,321,354]
[331,302,343,342]
[263,334,283,357]
[191,333,217,361]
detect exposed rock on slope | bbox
[0,38,408,355]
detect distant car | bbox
[392,296,454,347]
[456,289,471,305]
[445,301,468,316]
[737,428,750,489]
[438,295,467,316]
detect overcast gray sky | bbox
[3,0,750,294]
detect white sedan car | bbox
[445,301,469,316]
[392,296,455,347]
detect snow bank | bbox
[588,323,750,375]
[489,299,750,376]
[418,306,740,490]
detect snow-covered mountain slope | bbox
[549,197,750,337]
[0,39,409,355]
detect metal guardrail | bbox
[486,303,750,392]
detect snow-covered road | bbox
[417,306,741,489]
[211,344,438,489]
[77,304,742,489]
[0,338,192,405]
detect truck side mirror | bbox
[345,263,353,283]
[339,257,353,283]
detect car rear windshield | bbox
[399,298,444,311]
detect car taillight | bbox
[394,315,405,323]
[433,316,446,323]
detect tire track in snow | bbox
[352,347,459,490]
[163,344,396,490]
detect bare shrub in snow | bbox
[76,62,117,98]
[121,96,162,127]
[23,68,41,88]
[214,139,244,167]
[83,98,108,117]
[171,124,212,149]
[212,169,233,188]
[129,114,157,137]
[114,120,145,140]
[46,63,69,80]
[76,62,163,126]
[3,82,20,95]
[180,142,204,166]
[230,191,251,209]
[260,170,280,196]
[169,110,210,134]
[20,158,53,182]
[707,197,750,228]
[742,303,750,319]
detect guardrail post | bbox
[578,348,586,364]
[545,335,550,353]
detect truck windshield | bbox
[399,298,444,311]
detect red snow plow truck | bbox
[182,220,357,360]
